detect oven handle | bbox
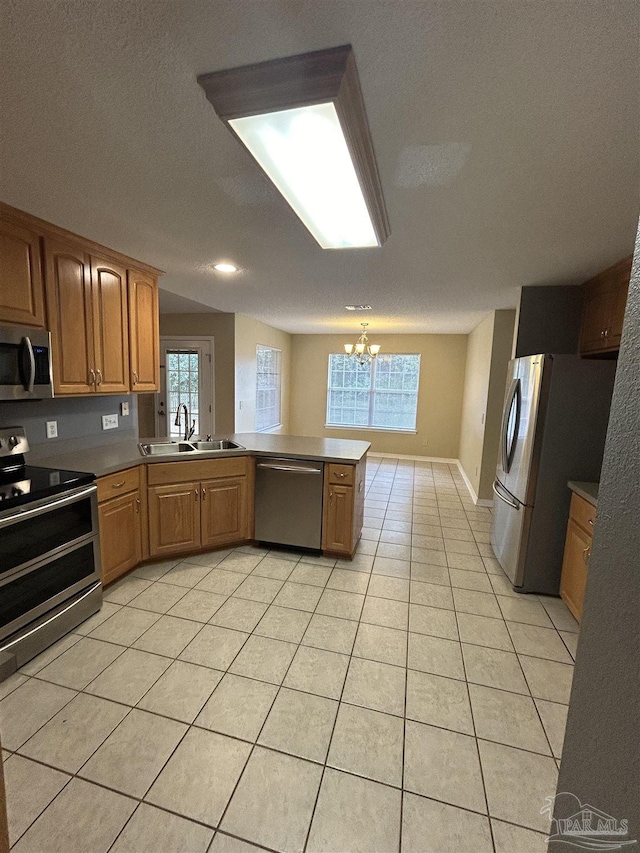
[0,484,97,529]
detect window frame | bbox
[325,352,421,433]
[255,344,283,432]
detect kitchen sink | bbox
[138,439,245,456]
[191,440,245,451]
[139,442,197,455]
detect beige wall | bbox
[159,313,236,435]
[290,334,468,457]
[234,315,292,433]
[458,314,495,497]
[458,309,516,500]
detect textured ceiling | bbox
[1,1,638,333]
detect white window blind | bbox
[255,345,282,431]
[326,353,420,431]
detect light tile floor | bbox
[0,457,578,852]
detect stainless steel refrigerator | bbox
[491,354,616,594]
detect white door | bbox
[156,338,214,439]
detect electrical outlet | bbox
[46,421,58,439]
[102,414,119,430]
[120,402,130,416]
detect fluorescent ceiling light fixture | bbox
[213,262,238,273]
[345,305,372,311]
[198,45,390,250]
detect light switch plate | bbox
[46,421,58,439]
[102,414,119,430]
[121,402,130,416]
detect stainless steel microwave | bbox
[0,324,54,400]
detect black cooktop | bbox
[0,460,95,512]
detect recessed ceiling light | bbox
[213,262,239,273]
[198,46,390,250]
[345,305,373,311]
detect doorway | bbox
[155,337,214,439]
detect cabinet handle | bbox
[135,498,140,513]
[111,481,125,489]
[89,368,96,386]
[201,487,206,500]
[588,518,594,526]
[329,491,333,502]
[132,370,139,386]
[337,472,347,478]
[600,330,605,339]
[583,546,591,566]
[96,368,103,386]
[604,328,609,338]
[195,489,199,501]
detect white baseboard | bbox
[455,461,494,507]
[368,452,459,463]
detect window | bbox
[326,353,421,431]
[256,345,282,431]
[166,350,201,439]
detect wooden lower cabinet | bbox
[201,476,249,549]
[560,492,595,622]
[323,484,354,553]
[147,457,255,558]
[322,457,366,557]
[97,466,145,586]
[99,491,143,586]
[148,482,201,557]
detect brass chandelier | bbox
[344,323,381,366]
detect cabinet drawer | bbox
[569,492,596,535]
[327,463,355,486]
[147,455,251,486]
[97,466,141,502]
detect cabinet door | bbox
[579,280,609,354]
[559,518,590,622]
[200,476,249,549]
[44,237,96,395]
[0,218,45,327]
[128,269,159,392]
[322,483,354,555]
[148,482,200,557]
[91,256,130,393]
[606,268,631,349]
[98,491,142,586]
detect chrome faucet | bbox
[174,404,195,441]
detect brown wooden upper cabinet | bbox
[0,215,46,328]
[91,256,130,393]
[45,243,130,394]
[128,269,160,392]
[0,202,162,395]
[44,237,95,395]
[579,256,632,356]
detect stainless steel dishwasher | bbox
[254,457,324,550]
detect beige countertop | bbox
[34,433,371,477]
[568,481,599,507]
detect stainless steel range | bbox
[0,427,102,680]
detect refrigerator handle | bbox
[492,479,520,510]
[500,378,521,473]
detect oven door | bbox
[0,485,101,641]
[0,541,101,642]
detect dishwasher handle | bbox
[256,462,322,474]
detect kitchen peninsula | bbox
[35,434,370,585]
